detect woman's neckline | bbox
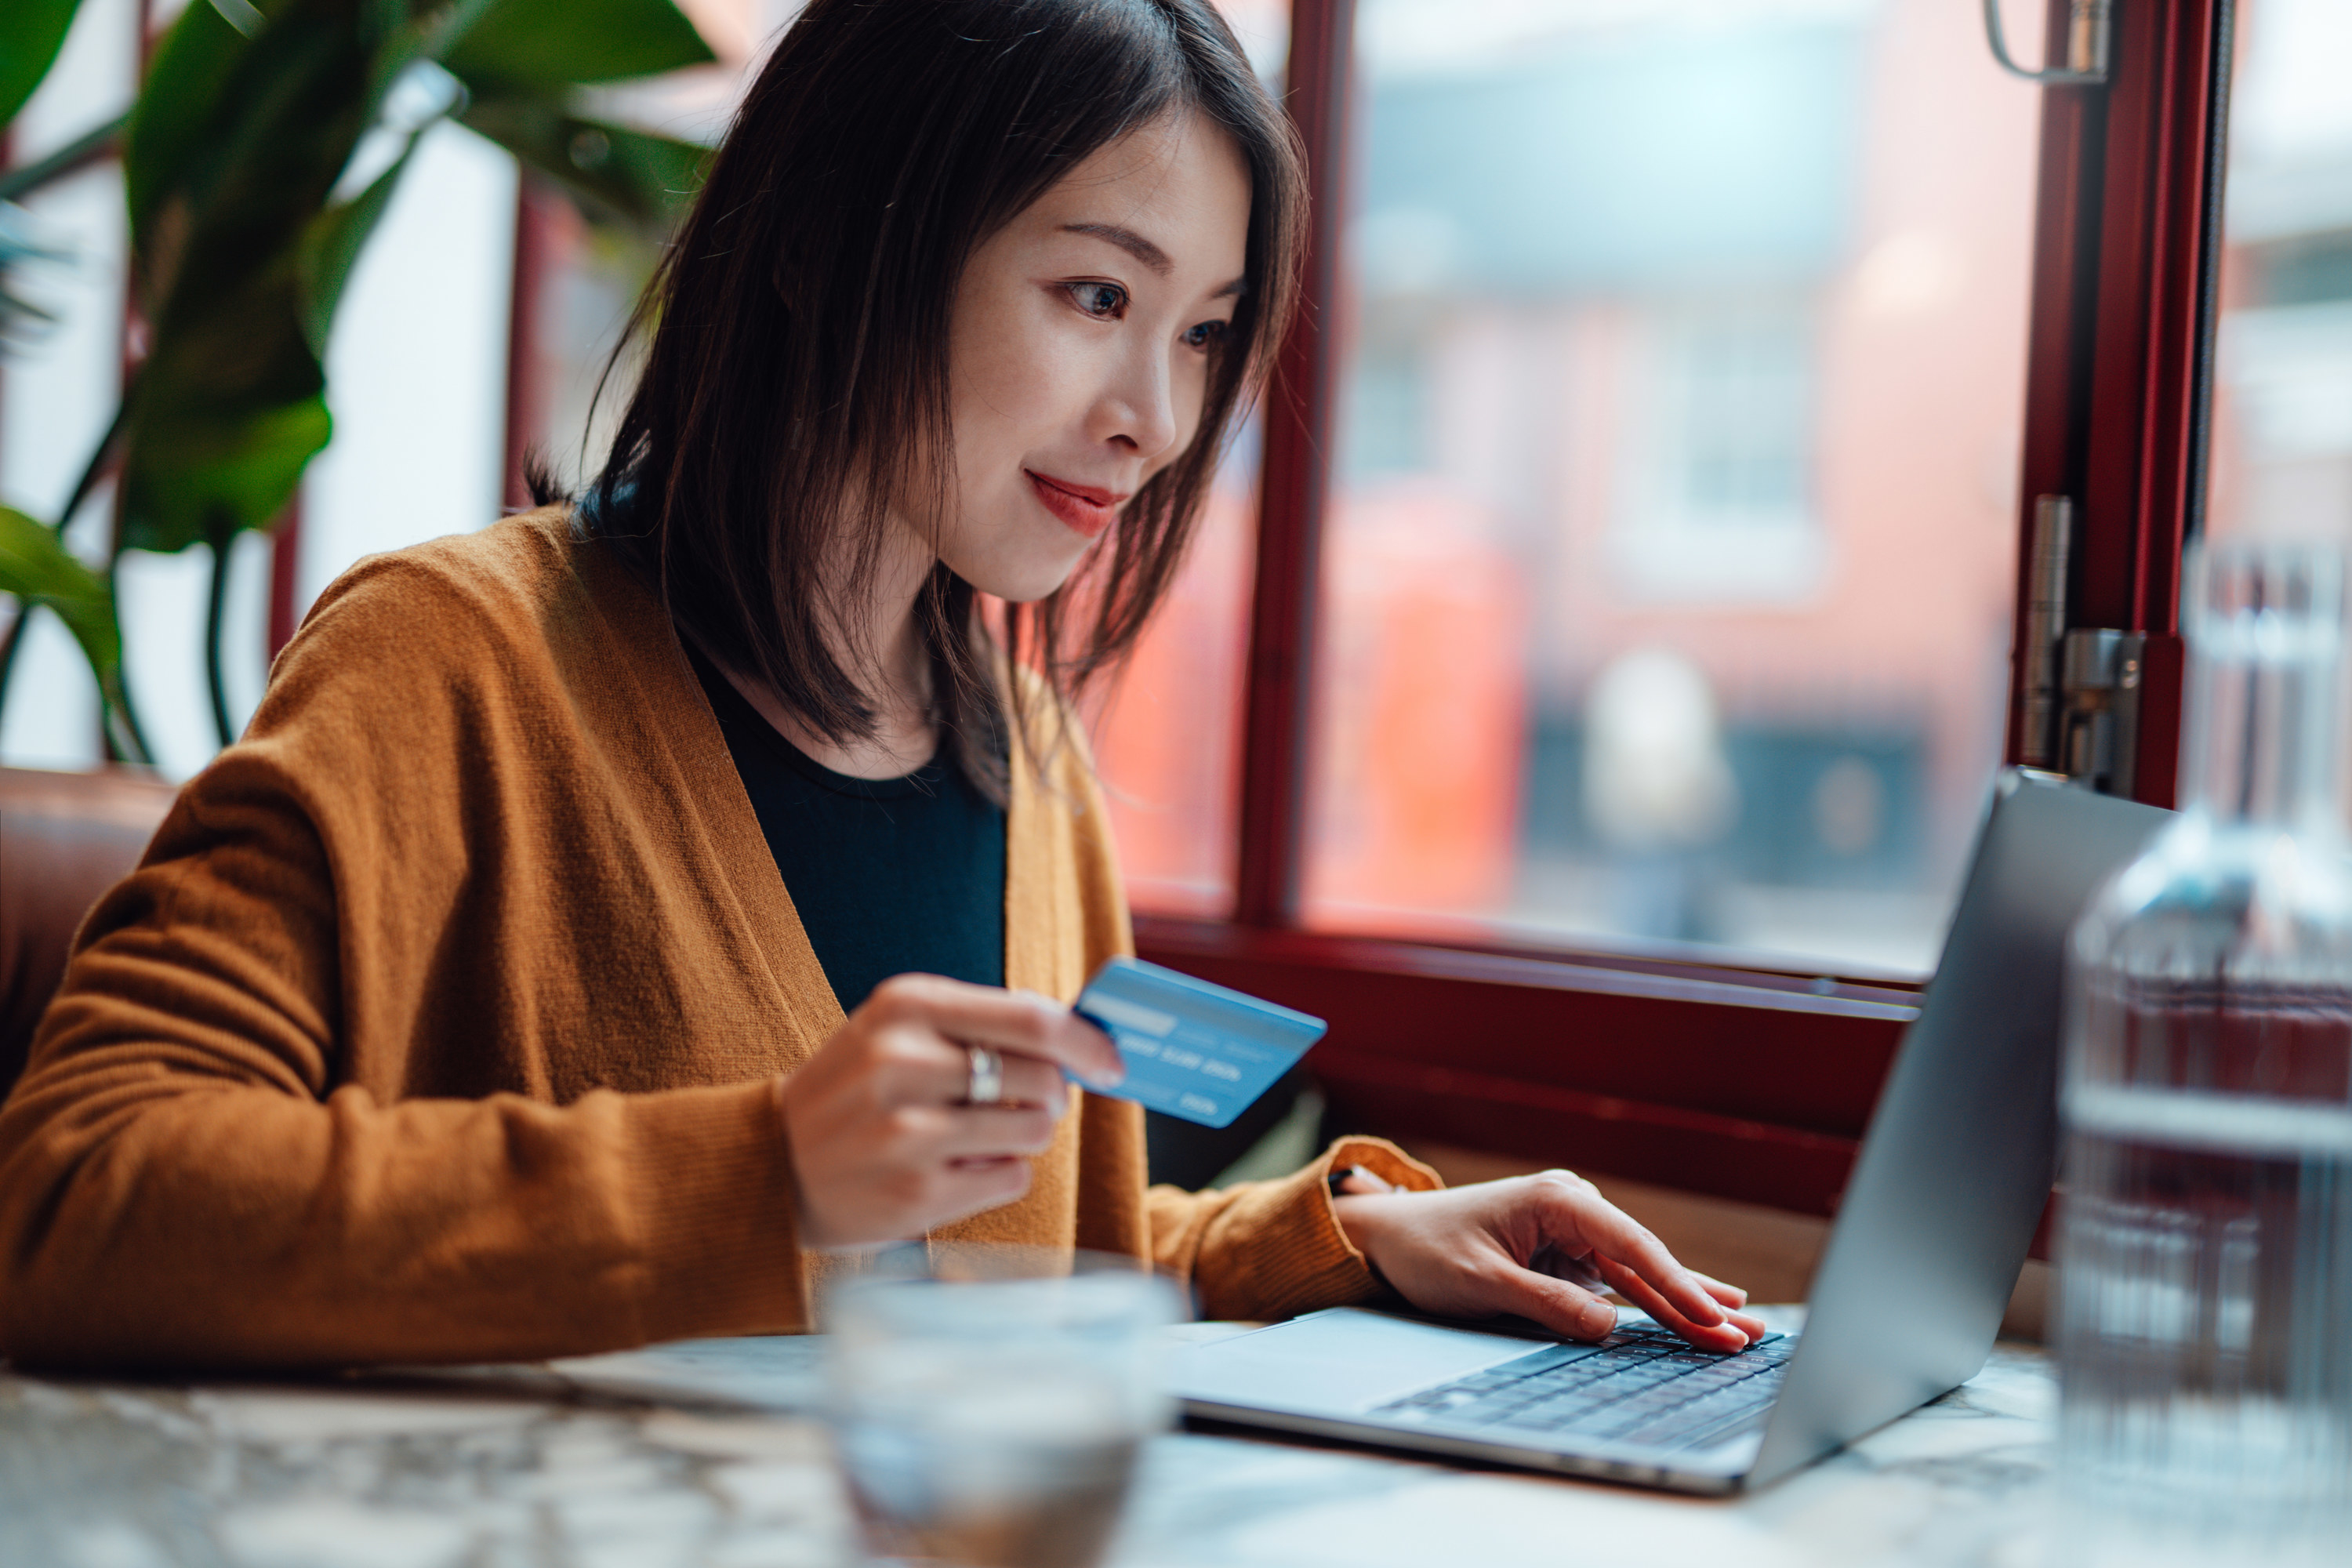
[684,638,951,800]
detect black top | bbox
[683,641,1006,1014]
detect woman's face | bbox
[927,111,1252,603]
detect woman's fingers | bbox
[1527,1176,1728,1333]
[866,974,1125,1087]
[996,1054,1069,1115]
[1691,1270,1749,1311]
[931,1154,1033,1219]
[934,1104,1060,1160]
[869,1018,1083,1114]
[1595,1255,1766,1348]
[1527,1240,1607,1293]
[1476,1264,1621,1341]
[1520,1173,1766,1349]
[1496,1260,1628,1335]
[1596,1258,1743,1348]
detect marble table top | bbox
[0,1317,2058,1568]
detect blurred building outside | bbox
[1103,0,2041,977]
[2205,0,2352,549]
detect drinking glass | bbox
[822,1247,1185,1568]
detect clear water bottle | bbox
[2056,541,2352,1566]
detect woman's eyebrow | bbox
[1063,221,1249,299]
[1063,222,1173,275]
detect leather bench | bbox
[0,767,177,1096]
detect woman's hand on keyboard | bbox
[1331,1170,1768,1352]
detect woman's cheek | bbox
[956,291,1065,413]
[992,329,1094,433]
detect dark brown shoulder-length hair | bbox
[554,0,1305,800]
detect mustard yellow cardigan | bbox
[0,510,1435,1370]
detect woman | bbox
[0,0,1762,1368]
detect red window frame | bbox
[1128,0,2235,1218]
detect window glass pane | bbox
[2207,0,2352,546]
[1304,0,2042,977]
[1091,0,1289,918]
[1091,437,1258,917]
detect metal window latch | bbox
[2058,628,2144,797]
[1984,0,2112,86]
[2018,493,2143,795]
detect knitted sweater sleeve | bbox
[0,544,811,1371]
[1145,1136,1443,1320]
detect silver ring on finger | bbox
[963,1044,1004,1106]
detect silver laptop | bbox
[1170,770,2169,1494]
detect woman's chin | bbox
[944,543,1092,604]
[984,574,1083,606]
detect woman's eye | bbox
[1182,319,1229,352]
[1068,282,1127,319]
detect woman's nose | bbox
[1094,341,1180,461]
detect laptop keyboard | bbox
[1369,1324,1794,1454]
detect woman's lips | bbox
[1025,470,1124,539]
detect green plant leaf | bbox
[123,0,253,234]
[118,396,331,555]
[441,0,712,92]
[295,128,424,354]
[106,0,708,567]
[0,506,146,760]
[462,96,706,230]
[0,504,119,689]
[0,0,82,129]
[118,0,379,553]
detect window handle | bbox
[1984,0,2112,86]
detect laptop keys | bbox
[1373,1329,1790,1452]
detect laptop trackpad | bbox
[1173,1308,1554,1415]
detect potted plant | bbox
[0,0,715,760]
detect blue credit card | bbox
[1072,956,1327,1129]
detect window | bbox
[1294,0,2044,978]
[1090,442,1261,916]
